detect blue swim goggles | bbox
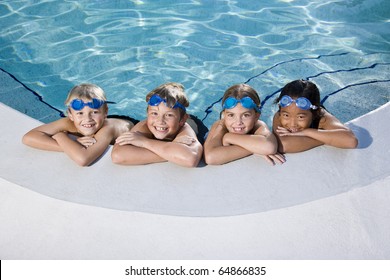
[279,95,318,110]
[69,98,115,111]
[147,94,186,112]
[222,96,261,112]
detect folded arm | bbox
[113,122,202,167]
[273,111,358,153]
[204,120,252,165]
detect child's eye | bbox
[281,113,289,118]
[243,113,252,118]
[165,113,175,118]
[226,113,234,118]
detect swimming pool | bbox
[0,0,389,129]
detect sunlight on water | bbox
[0,0,389,128]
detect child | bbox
[273,79,358,153]
[22,83,133,166]
[204,84,284,165]
[111,82,203,167]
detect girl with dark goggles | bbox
[222,96,261,112]
[278,95,318,110]
[69,98,115,111]
[147,94,186,112]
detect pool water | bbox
[0,0,389,129]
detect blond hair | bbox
[65,83,107,106]
[145,82,189,118]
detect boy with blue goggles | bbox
[278,95,318,110]
[222,96,261,112]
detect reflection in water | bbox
[0,0,389,128]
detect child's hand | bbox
[261,152,286,165]
[276,126,305,137]
[115,131,147,148]
[76,136,97,148]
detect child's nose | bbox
[289,118,298,127]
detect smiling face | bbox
[222,104,260,134]
[68,100,107,136]
[146,103,187,140]
[278,103,313,132]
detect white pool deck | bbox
[0,99,389,259]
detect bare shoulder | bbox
[31,117,75,134]
[254,120,271,135]
[173,123,197,139]
[318,109,348,130]
[105,118,134,136]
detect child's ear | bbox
[67,109,74,121]
[180,113,189,126]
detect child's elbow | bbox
[259,142,278,155]
[111,150,125,165]
[22,133,33,146]
[346,135,358,149]
[267,143,278,155]
[180,153,201,168]
[74,156,93,167]
[204,151,217,165]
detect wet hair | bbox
[275,80,324,127]
[145,82,189,118]
[221,84,261,109]
[65,83,107,107]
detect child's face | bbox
[222,104,260,134]
[147,103,186,140]
[278,103,313,132]
[68,100,107,136]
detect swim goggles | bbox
[147,94,186,112]
[222,96,261,112]
[278,95,318,110]
[69,98,115,111]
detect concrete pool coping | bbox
[1,80,390,258]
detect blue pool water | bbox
[0,0,389,129]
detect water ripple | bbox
[0,0,389,127]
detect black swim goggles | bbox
[69,98,115,111]
[279,95,318,110]
[147,94,186,112]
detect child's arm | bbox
[113,121,203,167]
[22,118,71,152]
[203,120,252,165]
[52,124,115,166]
[140,124,203,167]
[112,121,167,165]
[222,120,278,155]
[273,112,358,153]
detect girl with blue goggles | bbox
[278,95,318,110]
[222,96,261,112]
[69,98,115,111]
[272,79,358,153]
[147,94,186,112]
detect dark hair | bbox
[275,80,324,126]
